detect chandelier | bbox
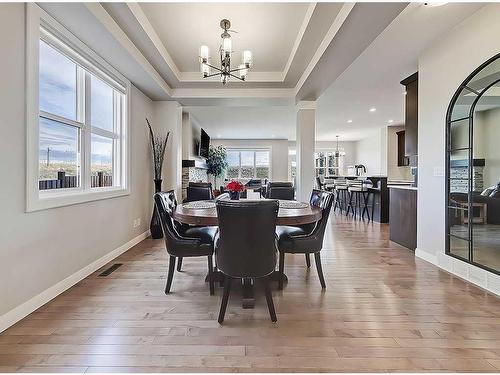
[334,135,346,158]
[199,19,253,85]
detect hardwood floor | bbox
[1,213,500,372]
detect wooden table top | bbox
[173,199,323,226]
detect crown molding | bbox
[296,101,317,111]
[126,3,181,79]
[294,3,355,95]
[84,2,356,100]
[123,2,320,85]
[172,88,295,99]
[84,3,172,97]
[281,2,317,81]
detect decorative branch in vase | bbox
[146,118,170,239]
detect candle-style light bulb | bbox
[222,35,232,56]
[199,45,209,63]
[243,50,252,68]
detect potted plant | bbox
[226,180,245,200]
[146,118,170,239]
[206,145,228,194]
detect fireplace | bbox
[182,159,208,200]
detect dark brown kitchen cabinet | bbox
[396,130,409,166]
[400,72,418,157]
[389,187,417,250]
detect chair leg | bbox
[305,253,311,268]
[207,255,215,296]
[218,277,232,324]
[165,256,176,294]
[264,277,277,322]
[177,257,183,272]
[314,252,326,289]
[278,252,285,290]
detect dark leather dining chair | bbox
[268,186,295,200]
[276,190,333,290]
[154,190,216,295]
[215,200,279,323]
[186,183,213,202]
[263,182,293,198]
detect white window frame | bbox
[225,148,272,180]
[26,4,131,212]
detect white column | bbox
[153,101,183,199]
[295,101,316,202]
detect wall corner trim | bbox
[0,230,150,333]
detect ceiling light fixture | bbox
[388,119,394,124]
[347,119,353,123]
[334,135,346,158]
[199,19,252,85]
[369,107,376,112]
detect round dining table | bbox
[173,199,323,309]
[173,199,322,227]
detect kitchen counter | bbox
[388,185,418,191]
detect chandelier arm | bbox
[229,67,248,73]
[204,72,224,78]
[228,73,245,81]
[202,62,223,72]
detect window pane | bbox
[227,151,239,167]
[39,117,79,189]
[39,40,77,120]
[255,151,269,178]
[449,235,469,260]
[240,151,255,178]
[226,151,239,179]
[91,134,113,188]
[91,75,114,132]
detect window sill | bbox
[26,186,130,212]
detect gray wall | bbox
[0,4,155,318]
[417,3,500,293]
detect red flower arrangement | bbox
[226,180,245,192]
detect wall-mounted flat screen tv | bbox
[199,128,210,159]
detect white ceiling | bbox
[186,106,296,140]
[316,2,484,141]
[189,2,485,141]
[139,2,310,73]
[40,2,486,141]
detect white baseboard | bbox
[415,248,437,265]
[415,247,500,297]
[0,230,150,333]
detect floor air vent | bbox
[98,263,123,276]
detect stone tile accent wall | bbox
[182,167,208,200]
[450,166,484,193]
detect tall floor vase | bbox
[150,179,163,239]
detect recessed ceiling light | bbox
[369,107,376,112]
[388,120,394,124]
[347,119,353,123]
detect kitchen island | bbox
[389,185,417,250]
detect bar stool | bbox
[333,179,348,213]
[348,179,374,221]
